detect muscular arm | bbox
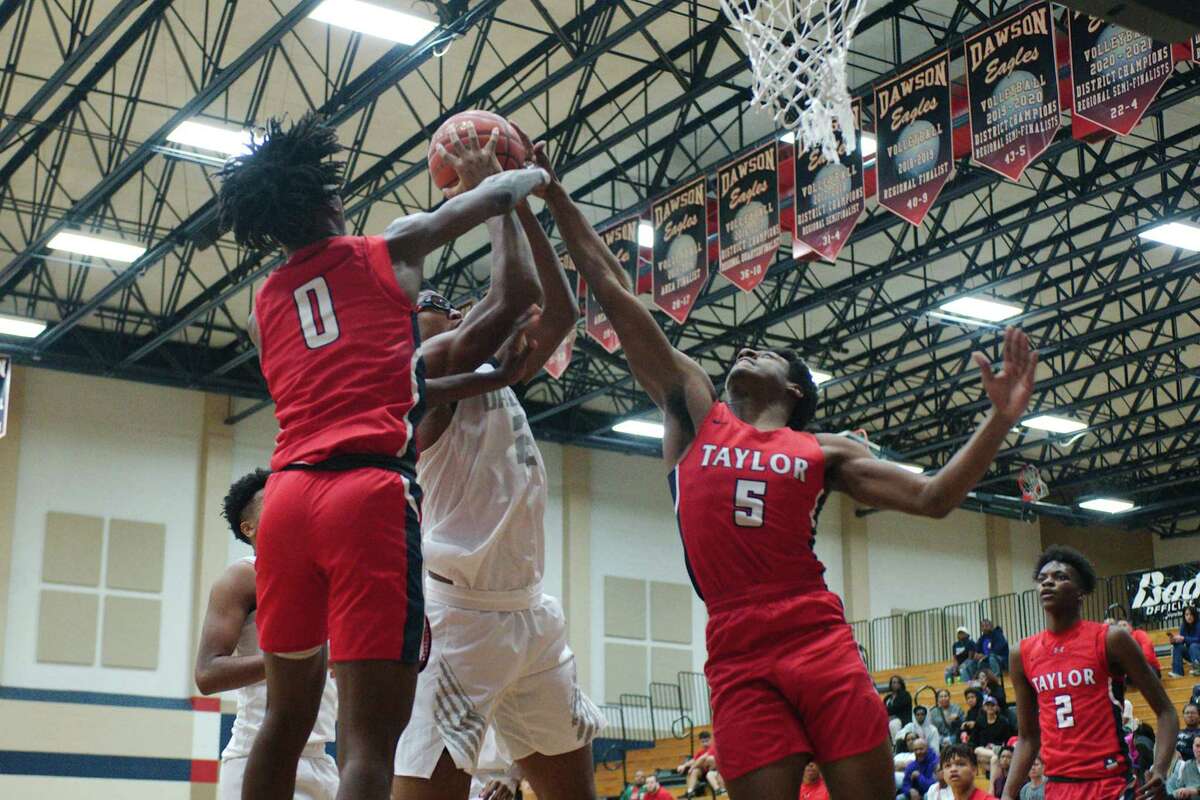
[1109,627,1179,795]
[1001,647,1039,800]
[194,560,263,695]
[512,201,578,380]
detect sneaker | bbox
[1168,672,1185,678]
[1192,666,1200,677]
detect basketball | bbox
[427,110,526,190]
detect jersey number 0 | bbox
[293,276,341,349]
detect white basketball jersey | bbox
[418,365,546,593]
[222,557,338,759]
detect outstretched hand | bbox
[973,326,1037,425]
[437,124,503,199]
[1136,769,1167,800]
[510,122,559,198]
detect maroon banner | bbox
[543,328,575,380]
[651,178,708,323]
[716,143,780,291]
[1068,13,1173,136]
[793,99,865,261]
[874,52,955,226]
[965,2,1061,181]
[586,219,639,353]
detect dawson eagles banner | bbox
[543,328,575,380]
[1068,12,1173,136]
[1127,561,1200,628]
[965,2,1060,182]
[793,98,865,262]
[875,51,955,226]
[717,142,780,292]
[591,219,639,353]
[652,177,709,323]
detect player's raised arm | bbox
[194,560,264,695]
[821,326,1037,517]
[541,159,716,463]
[1109,626,1178,800]
[1000,643,1040,800]
[421,308,538,407]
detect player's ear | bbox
[786,381,804,403]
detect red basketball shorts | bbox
[703,590,888,781]
[255,467,424,663]
[1045,776,1134,800]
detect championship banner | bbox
[875,51,955,226]
[792,99,865,262]
[1127,561,1200,628]
[543,328,575,380]
[652,177,708,323]
[965,2,1060,182]
[1068,12,1173,136]
[587,219,639,353]
[0,355,9,438]
[717,142,780,291]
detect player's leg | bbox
[707,767,727,795]
[392,749,473,800]
[818,740,896,800]
[724,753,807,800]
[241,650,328,799]
[686,764,704,795]
[517,744,597,800]
[337,659,419,799]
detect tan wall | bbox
[1040,517,1155,578]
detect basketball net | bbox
[1017,464,1049,504]
[720,0,867,162]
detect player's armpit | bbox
[194,560,264,695]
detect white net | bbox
[1017,464,1049,504]
[721,0,867,163]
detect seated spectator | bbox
[678,731,716,798]
[886,675,915,738]
[619,769,646,800]
[895,732,921,772]
[800,762,830,800]
[925,760,953,800]
[1179,703,1200,762]
[1169,737,1200,798]
[898,705,942,752]
[971,696,1015,776]
[974,668,1007,710]
[638,774,674,800]
[930,690,963,741]
[899,738,939,800]
[976,619,1009,675]
[942,743,998,800]
[946,628,978,683]
[1017,756,1046,800]
[959,688,983,742]
[1171,606,1200,679]
[988,746,1012,797]
[1117,619,1162,678]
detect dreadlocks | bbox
[770,348,819,431]
[217,113,345,252]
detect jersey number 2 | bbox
[734,479,767,527]
[293,277,341,349]
[1054,694,1075,728]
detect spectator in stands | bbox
[1118,619,1162,678]
[989,746,1013,797]
[896,732,921,771]
[1178,703,1200,762]
[942,743,998,800]
[899,737,939,800]
[931,689,963,741]
[677,730,716,798]
[960,688,983,742]
[800,762,830,800]
[971,696,1015,777]
[925,760,953,800]
[1017,756,1045,800]
[976,620,1009,675]
[975,667,1007,710]
[887,675,914,727]
[1171,606,1200,679]
[898,705,942,752]
[638,774,673,800]
[1168,736,1200,798]
[619,769,646,800]
[947,628,979,683]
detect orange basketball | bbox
[427,110,526,190]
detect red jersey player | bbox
[215,114,549,800]
[1003,547,1178,800]
[542,134,1038,799]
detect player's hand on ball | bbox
[438,124,503,198]
[973,326,1037,426]
[495,305,541,384]
[510,122,559,198]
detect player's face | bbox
[725,348,794,397]
[944,756,975,789]
[416,296,464,340]
[1036,560,1083,613]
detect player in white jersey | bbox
[392,134,604,800]
[196,469,339,800]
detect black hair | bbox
[942,743,977,767]
[217,113,344,251]
[769,348,819,430]
[888,675,907,692]
[914,704,928,715]
[1034,545,1098,594]
[699,731,711,739]
[222,468,270,544]
[964,687,982,704]
[1184,605,1199,625]
[1184,702,1199,714]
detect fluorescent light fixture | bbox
[895,462,925,474]
[309,0,438,45]
[48,232,146,263]
[638,221,654,248]
[779,131,876,158]
[809,369,832,385]
[0,313,47,338]
[166,120,252,156]
[938,296,1022,322]
[613,419,664,439]
[1079,497,1136,514]
[1139,221,1200,251]
[1022,414,1088,434]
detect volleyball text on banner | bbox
[874,51,955,226]
[1068,12,1173,136]
[716,142,780,292]
[652,178,709,323]
[543,328,575,380]
[0,355,9,439]
[793,99,865,262]
[964,2,1061,182]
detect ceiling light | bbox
[309,0,438,45]
[809,369,832,385]
[637,221,654,248]
[613,419,664,439]
[1139,222,1200,251]
[938,296,1022,322]
[779,131,876,158]
[895,462,925,474]
[48,232,146,263]
[0,313,47,338]
[166,120,252,156]
[1022,415,1087,434]
[1079,497,1136,514]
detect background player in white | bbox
[392,131,605,800]
[196,468,338,800]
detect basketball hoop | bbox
[720,0,868,162]
[1017,464,1049,504]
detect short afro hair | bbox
[1034,545,1098,594]
[941,743,977,767]
[769,348,819,431]
[222,468,270,544]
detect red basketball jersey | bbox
[1020,620,1129,780]
[669,402,829,613]
[255,236,422,472]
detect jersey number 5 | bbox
[293,277,341,349]
[734,479,767,527]
[1054,694,1075,728]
